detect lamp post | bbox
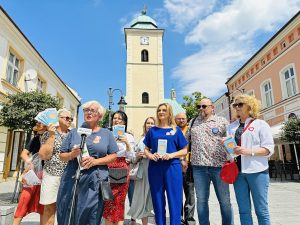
[107,87,127,129]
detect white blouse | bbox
[227,118,274,174]
[116,132,135,159]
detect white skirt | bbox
[40,170,61,205]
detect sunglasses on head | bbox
[60,116,74,122]
[232,102,245,108]
[196,104,211,109]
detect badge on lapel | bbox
[212,128,219,135]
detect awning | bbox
[271,123,284,139]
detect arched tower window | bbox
[141,50,149,62]
[142,92,149,104]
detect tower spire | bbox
[142,5,147,15]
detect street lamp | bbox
[107,87,127,129]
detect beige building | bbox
[225,11,300,165]
[124,11,185,138]
[124,11,165,137]
[213,93,230,122]
[0,6,80,179]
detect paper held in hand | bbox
[23,169,42,186]
[34,108,58,126]
[157,139,167,155]
[223,136,237,155]
[112,125,125,138]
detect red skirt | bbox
[14,185,44,218]
[103,157,129,222]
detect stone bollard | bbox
[0,205,15,225]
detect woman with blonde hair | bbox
[227,94,274,225]
[144,103,188,225]
[128,117,155,225]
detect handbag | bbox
[100,180,114,201]
[220,160,239,184]
[108,168,128,183]
[129,162,143,180]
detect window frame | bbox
[260,79,274,108]
[142,92,149,104]
[279,63,299,100]
[6,51,20,86]
[141,49,149,62]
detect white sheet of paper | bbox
[23,169,41,186]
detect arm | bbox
[39,125,56,160]
[144,146,160,162]
[162,146,188,160]
[81,153,117,169]
[20,149,31,164]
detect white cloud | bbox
[166,0,300,98]
[164,0,218,32]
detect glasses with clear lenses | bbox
[83,108,98,115]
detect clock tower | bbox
[124,10,164,137]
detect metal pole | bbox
[108,88,113,129]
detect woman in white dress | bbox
[128,117,155,225]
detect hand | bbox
[147,152,160,162]
[181,160,188,173]
[233,146,250,156]
[136,152,144,160]
[219,137,225,145]
[161,153,174,161]
[70,147,81,160]
[47,124,56,136]
[117,135,128,143]
[81,156,96,169]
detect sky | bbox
[1,0,300,113]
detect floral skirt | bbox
[103,157,129,222]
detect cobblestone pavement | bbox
[1,178,299,225]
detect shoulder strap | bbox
[187,117,197,162]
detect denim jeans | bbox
[128,179,135,206]
[192,166,234,225]
[233,170,271,225]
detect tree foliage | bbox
[280,118,300,144]
[0,91,60,131]
[181,91,206,121]
[99,110,111,128]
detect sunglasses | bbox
[196,105,211,109]
[60,116,73,122]
[232,102,245,108]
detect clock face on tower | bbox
[140,36,149,45]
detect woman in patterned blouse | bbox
[39,108,73,225]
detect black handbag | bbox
[100,180,114,201]
[108,168,128,183]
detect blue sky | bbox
[1,0,300,113]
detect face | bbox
[175,113,187,128]
[145,118,155,132]
[59,112,72,128]
[35,122,47,134]
[83,105,101,123]
[157,105,169,121]
[112,113,125,126]
[233,100,250,117]
[197,99,214,118]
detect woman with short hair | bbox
[227,94,274,225]
[57,100,118,225]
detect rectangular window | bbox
[37,77,45,92]
[284,67,297,97]
[281,41,286,49]
[6,52,20,86]
[264,82,273,107]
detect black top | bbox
[25,135,41,155]
[234,123,245,171]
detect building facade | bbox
[124,10,165,137]
[0,6,80,179]
[213,93,230,122]
[226,11,300,164]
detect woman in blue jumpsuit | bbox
[56,101,118,225]
[144,103,188,225]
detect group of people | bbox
[13,94,274,225]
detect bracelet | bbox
[251,149,255,157]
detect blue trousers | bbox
[234,170,271,225]
[148,162,182,225]
[192,166,234,225]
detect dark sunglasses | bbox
[232,102,245,108]
[196,104,211,109]
[60,116,74,122]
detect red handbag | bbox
[220,160,239,184]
